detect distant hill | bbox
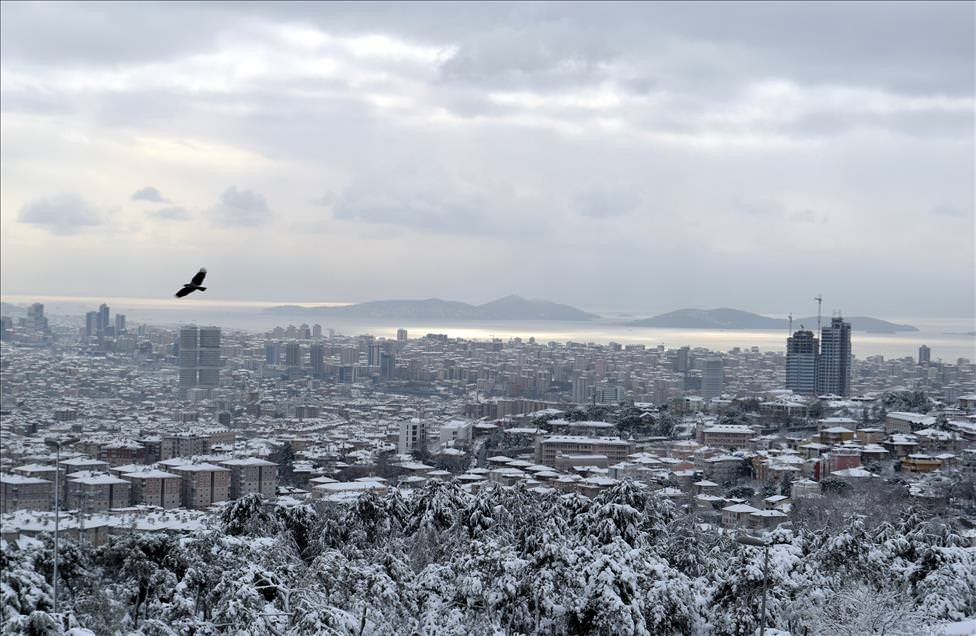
[627,308,917,333]
[0,301,26,316]
[265,295,600,321]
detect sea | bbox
[4,294,974,362]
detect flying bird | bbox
[175,268,207,298]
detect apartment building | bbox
[1,474,53,512]
[534,435,634,466]
[66,473,132,511]
[218,458,278,499]
[122,469,182,509]
[698,424,758,449]
[171,463,230,509]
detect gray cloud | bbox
[572,187,641,218]
[0,3,972,318]
[131,186,171,203]
[932,203,966,218]
[210,187,271,227]
[311,192,335,207]
[18,194,103,234]
[149,206,191,221]
[333,171,547,236]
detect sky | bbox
[1,1,973,318]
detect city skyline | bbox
[1,2,973,318]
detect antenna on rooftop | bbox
[814,295,823,333]
[788,313,793,335]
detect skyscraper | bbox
[312,324,323,339]
[114,314,126,335]
[310,344,325,377]
[85,311,99,338]
[817,316,852,396]
[197,326,221,387]
[675,346,690,374]
[340,347,359,365]
[918,345,931,365]
[573,376,593,403]
[285,342,302,368]
[264,342,279,365]
[97,303,110,336]
[368,342,384,368]
[786,329,819,395]
[179,325,221,388]
[379,351,395,379]
[397,328,408,342]
[179,326,199,387]
[26,303,48,332]
[701,357,724,399]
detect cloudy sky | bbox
[1,2,973,317]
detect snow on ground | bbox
[939,618,976,636]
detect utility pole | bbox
[736,533,771,636]
[53,438,60,615]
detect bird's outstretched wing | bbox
[175,286,194,298]
[191,268,207,286]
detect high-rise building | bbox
[573,376,593,403]
[786,329,819,395]
[918,345,931,365]
[179,326,199,387]
[338,366,358,383]
[368,342,384,368]
[340,347,359,365]
[594,384,623,404]
[197,326,221,387]
[312,324,323,339]
[285,342,302,368]
[702,357,724,399]
[398,418,427,455]
[379,351,395,379]
[97,303,110,336]
[298,324,311,340]
[85,311,99,338]
[26,303,48,332]
[675,346,690,374]
[264,342,279,365]
[114,314,126,335]
[179,325,221,388]
[397,328,408,342]
[310,344,325,377]
[817,316,852,396]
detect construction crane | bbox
[814,295,823,333]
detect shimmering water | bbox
[4,295,973,361]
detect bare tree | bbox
[816,582,929,636]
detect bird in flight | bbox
[175,268,207,298]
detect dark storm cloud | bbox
[18,194,103,234]
[210,187,271,227]
[148,206,191,221]
[131,186,170,203]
